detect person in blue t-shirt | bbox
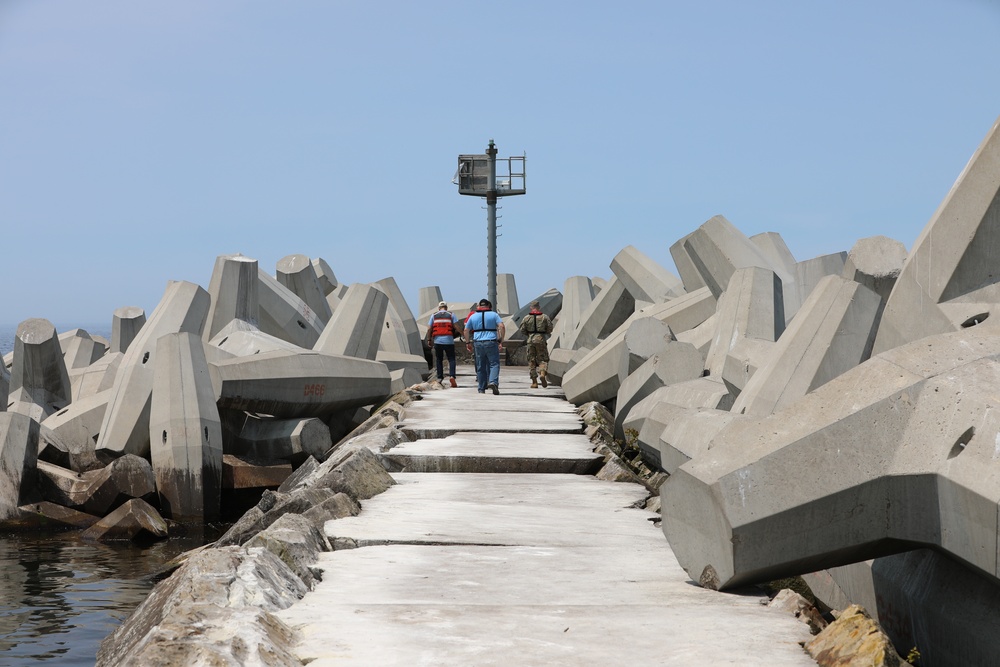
[462,298,506,394]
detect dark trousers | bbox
[434,343,456,380]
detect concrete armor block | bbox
[563,277,634,351]
[750,232,798,278]
[374,277,423,356]
[311,257,339,296]
[0,412,39,522]
[98,281,210,458]
[69,352,123,401]
[314,283,389,360]
[873,115,1000,354]
[795,252,848,307]
[732,275,882,418]
[111,306,146,354]
[204,254,260,342]
[41,389,111,459]
[496,273,520,316]
[611,245,685,304]
[277,254,333,325]
[506,289,562,343]
[681,215,801,322]
[226,415,332,462]
[555,276,596,350]
[613,341,704,440]
[257,268,324,348]
[669,232,708,292]
[662,324,1000,592]
[149,332,224,523]
[841,235,908,304]
[210,349,391,418]
[704,267,784,394]
[8,318,72,420]
[208,320,304,357]
[59,329,106,371]
[418,286,443,318]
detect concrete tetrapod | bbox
[277,254,333,325]
[59,329,106,372]
[311,257,339,296]
[873,115,1000,355]
[0,412,39,523]
[496,272,520,316]
[111,305,146,354]
[661,323,1000,592]
[613,341,704,440]
[7,318,72,422]
[257,268,325,349]
[374,277,423,356]
[98,281,210,458]
[840,235,908,304]
[149,332,224,523]
[562,276,634,351]
[731,275,882,418]
[314,283,389,360]
[553,276,595,349]
[204,254,260,342]
[210,349,391,418]
[610,244,685,304]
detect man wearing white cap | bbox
[426,301,459,387]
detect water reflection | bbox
[0,532,212,666]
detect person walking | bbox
[463,298,505,394]
[519,300,553,388]
[426,301,459,387]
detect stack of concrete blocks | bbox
[648,116,1000,663]
[314,283,388,360]
[0,412,40,522]
[560,276,635,351]
[257,268,325,349]
[610,244,686,307]
[496,273,519,316]
[1,257,399,535]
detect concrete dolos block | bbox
[661,324,1000,592]
[873,115,1000,354]
[149,332,224,523]
[98,281,211,458]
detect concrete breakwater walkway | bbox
[274,365,816,666]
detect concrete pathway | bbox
[275,366,816,666]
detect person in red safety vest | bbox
[426,301,459,387]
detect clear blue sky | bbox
[2,0,999,327]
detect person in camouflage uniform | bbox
[518,300,553,388]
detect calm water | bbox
[0,532,211,666]
[1,324,213,665]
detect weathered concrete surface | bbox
[277,471,814,666]
[562,276,634,350]
[207,321,304,357]
[37,453,156,516]
[80,498,168,541]
[379,432,603,474]
[98,280,211,458]
[613,341,704,440]
[222,454,292,489]
[210,350,391,418]
[311,257,339,296]
[873,115,1000,354]
[552,276,595,349]
[374,277,423,357]
[149,332,224,523]
[661,324,1000,592]
[841,235,908,303]
[67,351,122,401]
[795,252,848,306]
[227,414,332,462]
[59,328,106,371]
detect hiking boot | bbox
[449,377,458,388]
[488,383,499,395]
[530,381,538,388]
[539,371,548,388]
